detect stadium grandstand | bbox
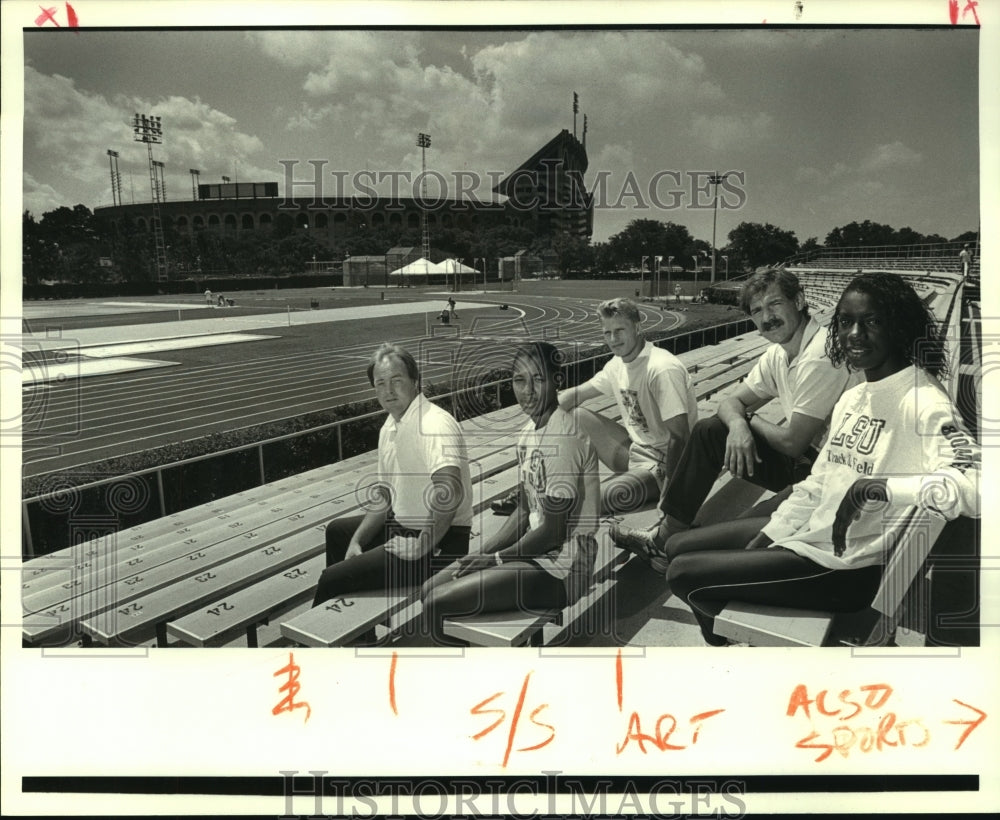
[20,244,980,649]
[94,129,593,274]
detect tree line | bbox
[591,218,978,279]
[21,204,977,287]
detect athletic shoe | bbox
[609,522,670,574]
[490,490,519,516]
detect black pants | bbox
[664,516,884,645]
[313,514,470,606]
[660,415,815,525]
[665,515,980,647]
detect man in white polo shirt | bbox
[558,297,697,514]
[313,342,473,606]
[612,268,857,571]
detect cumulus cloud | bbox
[861,140,923,171]
[241,30,745,203]
[23,172,65,217]
[23,65,272,213]
[590,143,636,178]
[689,111,774,151]
[244,30,381,69]
[284,103,336,131]
[23,29,965,242]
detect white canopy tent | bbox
[390,257,437,277]
[437,259,478,276]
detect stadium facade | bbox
[95,130,593,269]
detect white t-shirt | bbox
[588,340,698,450]
[743,317,859,451]
[517,408,601,604]
[378,394,474,530]
[762,366,980,569]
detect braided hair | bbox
[825,272,948,379]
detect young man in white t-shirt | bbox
[558,297,697,515]
[612,269,856,571]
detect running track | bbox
[22,294,682,478]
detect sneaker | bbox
[609,523,670,574]
[490,490,519,516]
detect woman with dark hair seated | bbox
[421,342,601,645]
[664,272,980,645]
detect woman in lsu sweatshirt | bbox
[664,273,980,646]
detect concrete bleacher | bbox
[21,326,769,649]
[792,267,963,314]
[22,264,973,649]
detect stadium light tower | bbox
[190,168,200,201]
[641,255,649,298]
[132,112,168,281]
[106,150,122,207]
[417,132,432,263]
[152,160,166,202]
[708,171,733,284]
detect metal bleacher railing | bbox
[785,239,978,273]
[21,315,756,558]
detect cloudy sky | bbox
[22,25,979,244]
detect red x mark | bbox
[35,5,60,26]
[35,2,78,27]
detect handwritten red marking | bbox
[616,648,623,711]
[388,651,398,715]
[520,704,556,754]
[272,651,311,723]
[949,0,960,23]
[36,6,60,26]
[785,683,971,761]
[858,683,894,710]
[796,717,931,761]
[944,699,987,750]
[787,682,892,719]
[690,709,726,743]
[471,690,507,740]
[502,673,531,767]
[470,672,553,767]
[963,0,980,24]
[617,712,682,753]
[615,655,723,754]
[35,2,78,27]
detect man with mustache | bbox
[612,268,856,572]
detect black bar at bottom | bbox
[22,773,978,795]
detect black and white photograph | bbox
[2,0,996,815]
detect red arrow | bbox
[943,699,986,750]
